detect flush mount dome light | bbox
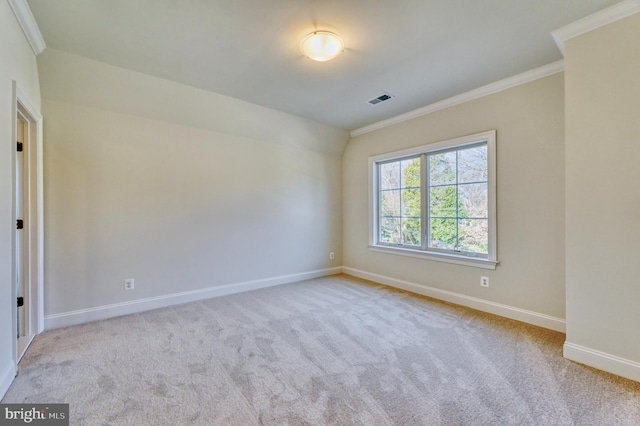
[301,31,344,62]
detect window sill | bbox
[369,245,499,270]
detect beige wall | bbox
[343,73,566,320]
[39,51,348,319]
[565,14,640,366]
[0,1,41,396]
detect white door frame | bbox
[12,81,44,364]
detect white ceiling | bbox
[27,0,620,131]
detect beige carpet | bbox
[4,274,640,425]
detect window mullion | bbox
[422,153,428,250]
[377,164,382,245]
[398,162,403,245]
[455,150,459,252]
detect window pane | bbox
[429,186,457,218]
[402,218,421,246]
[430,218,457,250]
[458,145,487,184]
[380,218,401,244]
[380,162,400,190]
[429,151,456,186]
[381,190,400,217]
[400,157,421,189]
[402,188,420,217]
[459,183,487,218]
[458,219,488,254]
[379,157,422,247]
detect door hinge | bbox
[17,297,24,307]
[17,141,23,152]
[16,219,23,229]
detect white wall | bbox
[0,0,41,398]
[564,13,640,380]
[343,73,566,326]
[37,49,347,157]
[38,50,349,326]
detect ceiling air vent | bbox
[368,93,394,105]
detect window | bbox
[369,131,497,269]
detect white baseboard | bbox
[0,361,17,400]
[45,267,342,329]
[342,267,566,333]
[564,341,640,382]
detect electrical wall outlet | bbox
[330,252,335,260]
[480,276,489,288]
[124,278,135,291]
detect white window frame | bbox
[369,130,498,270]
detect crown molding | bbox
[552,0,640,56]
[350,60,564,138]
[7,0,46,55]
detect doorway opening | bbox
[13,83,44,363]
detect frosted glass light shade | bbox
[301,31,344,62]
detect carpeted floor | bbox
[3,274,640,425]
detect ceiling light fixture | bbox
[300,31,344,62]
